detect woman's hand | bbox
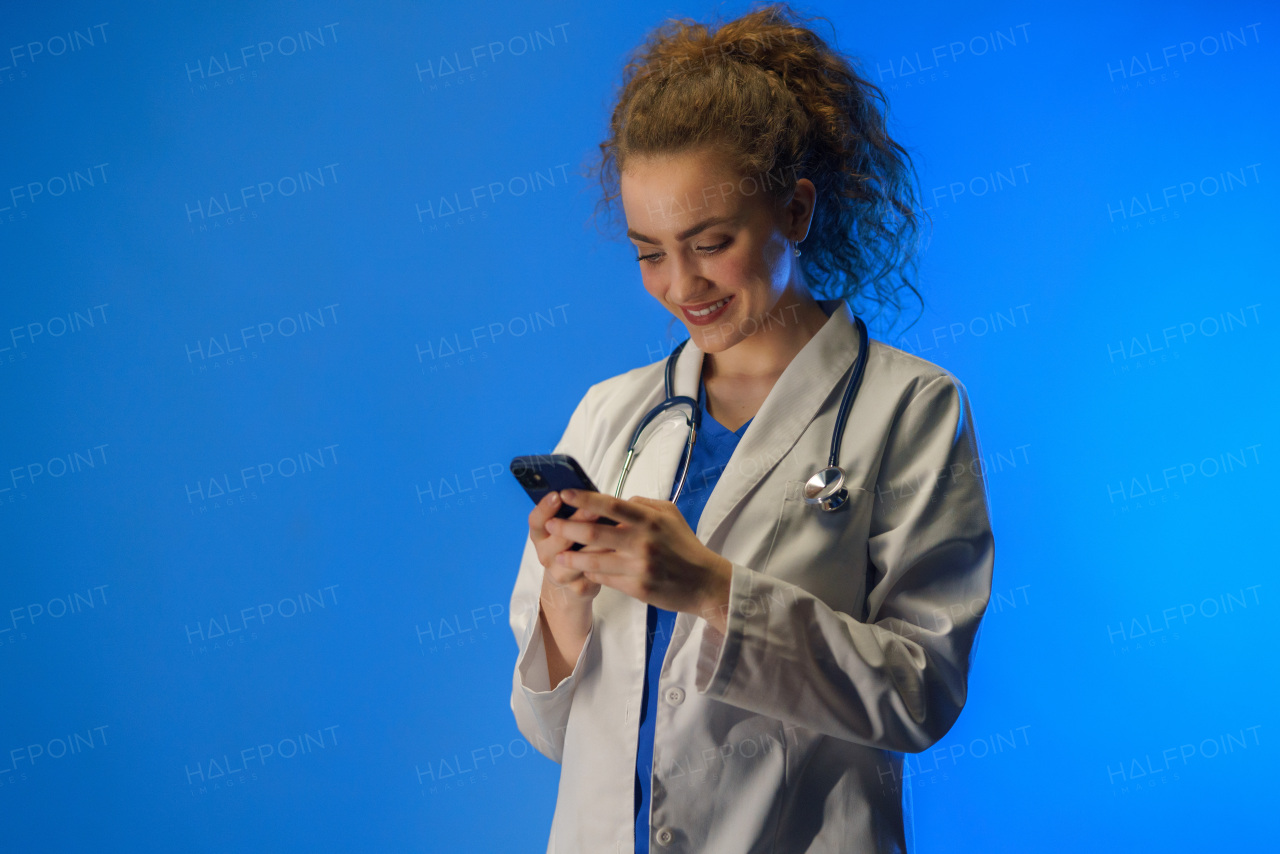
[528,491,604,614]
[545,489,733,632]
[528,490,610,688]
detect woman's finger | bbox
[546,515,628,551]
[528,491,564,540]
[531,493,595,538]
[568,505,601,522]
[560,489,647,524]
[558,551,644,600]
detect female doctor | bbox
[509,5,995,852]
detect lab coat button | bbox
[655,827,674,846]
[664,687,685,706]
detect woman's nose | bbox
[665,253,709,303]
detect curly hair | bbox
[588,2,929,332]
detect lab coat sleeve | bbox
[693,373,995,752]
[508,389,600,764]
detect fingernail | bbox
[548,492,560,504]
[562,489,577,500]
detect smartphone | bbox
[510,454,618,551]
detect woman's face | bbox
[619,146,813,355]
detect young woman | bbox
[509,4,995,852]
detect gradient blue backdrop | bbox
[2,1,1275,851]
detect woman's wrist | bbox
[539,583,594,636]
[540,582,595,618]
[698,555,734,634]
[538,590,593,688]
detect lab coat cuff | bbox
[695,562,752,697]
[516,606,595,697]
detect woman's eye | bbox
[635,240,729,266]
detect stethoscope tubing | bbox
[828,315,869,468]
[614,313,868,508]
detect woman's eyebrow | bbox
[627,214,735,244]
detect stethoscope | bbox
[612,314,870,512]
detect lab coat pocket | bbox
[761,479,873,620]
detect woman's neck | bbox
[702,285,830,383]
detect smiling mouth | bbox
[675,299,737,330]
[686,297,730,316]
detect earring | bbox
[793,242,802,257]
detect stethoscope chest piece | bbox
[803,465,850,512]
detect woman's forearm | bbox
[538,592,593,689]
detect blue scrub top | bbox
[634,382,751,852]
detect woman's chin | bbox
[689,323,740,353]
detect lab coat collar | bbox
[669,298,863,546]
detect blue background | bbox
[1,1,1275,851]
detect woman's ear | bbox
[784,178,817,243]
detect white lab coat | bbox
[509,298,995,853]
